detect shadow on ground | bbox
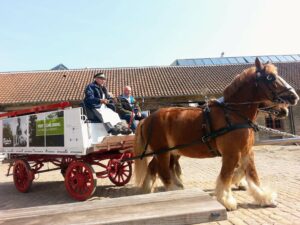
[0,181,144,210]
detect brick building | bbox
[0,55,299,140]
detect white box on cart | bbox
[0,107,109,156]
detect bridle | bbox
[222,69,293,116]
[255,68,292,104]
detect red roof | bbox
[0,62,299,105]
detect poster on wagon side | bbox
[2,116,28,147]
[29,113,45,147]
[45,111,64,146]
[29,111,64,147]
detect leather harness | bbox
[122,100,259,162]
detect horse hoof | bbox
[236,179,248,191]
[258,191,277,208]
[218,195,237,211]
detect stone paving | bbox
[0,145,300,224]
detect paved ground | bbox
[0,145,300,224]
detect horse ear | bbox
[255,57,263,71]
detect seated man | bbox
[116,86,147,132]
[83,72,115,123]
[83,73,131,135]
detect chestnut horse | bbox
[133,58,299,210]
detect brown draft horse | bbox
[133,58,299,210]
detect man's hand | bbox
[100,99,108,104]
[136,112,142,117]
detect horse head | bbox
[254,58,299,118]
[224,58,299,118]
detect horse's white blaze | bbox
[277,76,299,104]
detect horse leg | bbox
[215,152,240,211]
[170,155,184,189]
[243,151,277,207]
[141,157,158,193]
[232,163,247,190]
[157,154,182,191]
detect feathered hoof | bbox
[257,191,278,208]
[217,194,237,211]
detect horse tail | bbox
[134,119,148,187]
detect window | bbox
[244,56,256,63]
[202,58,213,65]
[227,57,238,64]
[265,116,283,129]
[194,59,205,65]
[219,58,230,64]
[235,57,247,63]
[291,54,300,61]
[211,58,222,65]
[268,55,280,63]
[259,56,271,63]
[283,55,295,61]
[276,55,289,62]
[180,59,195,66]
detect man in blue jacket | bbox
[83,72,116,123]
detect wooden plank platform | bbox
[93,134,135,152]
[0,189,227,225]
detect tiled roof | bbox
[0,62,300,105]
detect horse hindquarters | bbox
[133,120,159,193]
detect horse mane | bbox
[223,67,256,101]
[223,63,278,101]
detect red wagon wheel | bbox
[64,161,96,201]
[108,159,132,186]
[13,159,34,193]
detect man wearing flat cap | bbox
[83,72,116,123]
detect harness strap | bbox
[202,123,257,143]
[122,122,257,162]
[202,103,221,156]
[122,138,204,162]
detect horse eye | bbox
[266,74,276,82]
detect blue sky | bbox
[0,0,299,71]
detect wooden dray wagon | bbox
[0,102,134,201]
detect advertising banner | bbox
[45,111,64,146]
[2,116,28,147]
[29,111,65,147]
